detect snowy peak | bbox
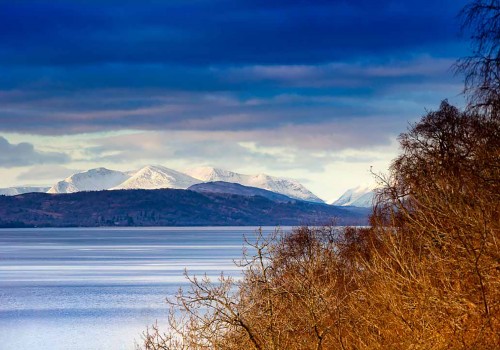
[112,165,200,190]
[186,166,244,183]
[186,167,323,203]
[247,174,320,202]
[331,184,376,207]
[48,167,131,193]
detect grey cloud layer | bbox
[0,137,70,168]
[0,57,463,142]
[16,165,80,181]
[82,119,396,173]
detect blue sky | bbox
[0,0,470,200]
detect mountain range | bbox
[44,165,324,203]
[0,165,376,208]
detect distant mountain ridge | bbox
[2,165,378,209]
[188,181,296,203]
[44,165,324,203]
[0,186,50,196]
[186,167,323,203]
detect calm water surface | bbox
[0,227,276,350]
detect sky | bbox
[0,0,470,201]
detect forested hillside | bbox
[0,189,367,227]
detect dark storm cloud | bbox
[0,0,465,66]
[0,0,468,143]
[0,136,70,167]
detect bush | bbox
[140,1,500,347]
[140,99,499,349]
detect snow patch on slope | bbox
[189,181,295,203]
[186,166,323,203]
[48,167,132,193]
[331,184,376,208]
[112,165,200,190]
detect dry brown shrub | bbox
[362,100,500,349]
[140,99,499,349]
[140,1,500,346]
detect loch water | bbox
[0,227,276,350]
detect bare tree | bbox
[371,100,500,348]
[139,2,500,348]
[455,0,500,110]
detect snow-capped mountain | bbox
[186,167,245,183]
[43,165,323,203]
[186,166,324,203]
[331,184,376,208]
[48,167,132,193]
[112,165,199,190]
[0,186,50,196]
